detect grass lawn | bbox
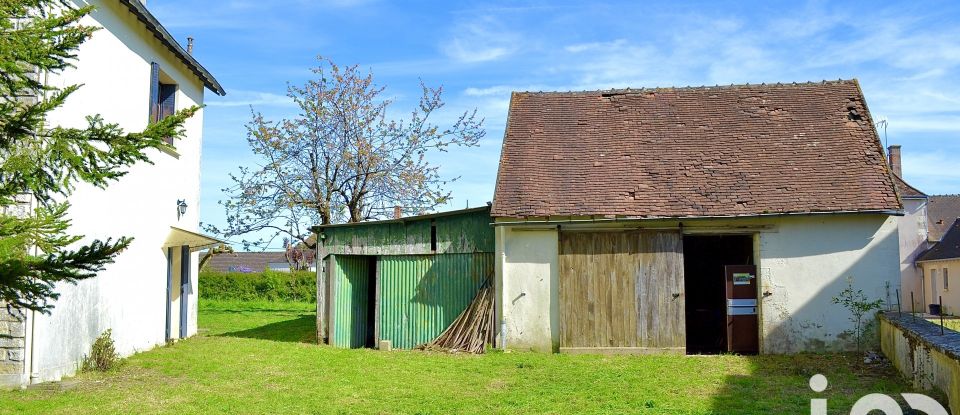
[0,300,939,414]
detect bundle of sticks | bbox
[417,281,493,354]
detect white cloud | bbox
[441,17,520,63]
[564,39,627,53]
[205,90,294,108]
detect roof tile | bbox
[491,80,902,218]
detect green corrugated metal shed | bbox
[316,207,494,349]
[330,255,372,348]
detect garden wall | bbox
[879,312,960,414]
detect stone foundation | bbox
[0,305,26,388]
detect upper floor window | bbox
[148,62,178,145]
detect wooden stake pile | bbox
[417,282,493,354]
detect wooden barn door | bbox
[559,231,685,353]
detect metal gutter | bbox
[117,0,226,96]
[310,206,491,232]
[492,209,904,226]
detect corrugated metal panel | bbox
[321,207,492,256]
[378,253,493,349]
[332,255,372,348]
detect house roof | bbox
[928,195,960,242]
[201,251,316,273]
[919,219,960,262]
[117,0,225,96]
[491,80,902,219]
[892,174,926,199]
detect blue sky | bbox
[149,0,960,249]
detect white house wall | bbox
[496,214,900,354]
[20,0,205,385]
[919,259,960,315]
[495,226,560,352]
[896,198,929,311]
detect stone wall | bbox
[0,306,26,387]
[1,194,32,387]
[879,312,960,414]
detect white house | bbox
[886,146,930,312]
[1,0,225,388]
[491,80,902,354]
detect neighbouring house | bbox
[201,251,317,273]
[1,0,225,388]
[917,219,960,315]
[313,207,493,349]
[927,195,960,244]
[916,197,960,315]
[491,80,902,355]
[887,145,930,312]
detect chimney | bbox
[187,37,194,54]
[393,205,402,219]
[887,145,902,177]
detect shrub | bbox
[82,329,120,372]
[199,270,316,302]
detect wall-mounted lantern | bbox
[177,199,188,219]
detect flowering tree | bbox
[206,57,484,249]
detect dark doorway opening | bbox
[365,256,377,348]
[683,234,754,354]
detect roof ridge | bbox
[514,79,857,96]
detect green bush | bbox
[82,329,120,372]
[199,270,316,302]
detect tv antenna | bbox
[875,117,889,149]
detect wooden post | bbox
[326,254,336,345]
[316,244,326,344]
[896,289,901,316]
[911,291,916,321]
[940,295,945,336]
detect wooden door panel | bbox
[559,231,684,352]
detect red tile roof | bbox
[491,80,902,219]
[892,174,926,199]
[201,251,316,273]
[928,195,960,242]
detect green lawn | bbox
[0,300,938,414]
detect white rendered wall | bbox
[896,198,929,311]
[496,227,559,352]
[22,0,205,384]
[920,260,960,315]
[496,214,900,354]
[757,214,899,353]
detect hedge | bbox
[199,270,316,302]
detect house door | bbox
[330,255,377,348]
[179,245,191,338]
[165,245,192,341]
[165,247,173,341]
[559,231,685,353]
[725,265,759,354]
[931,269,939,310]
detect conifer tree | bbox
[0,0,198,312]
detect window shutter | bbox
[159,84,177,144]
[159,84,176,118]
[148,62,159,123]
